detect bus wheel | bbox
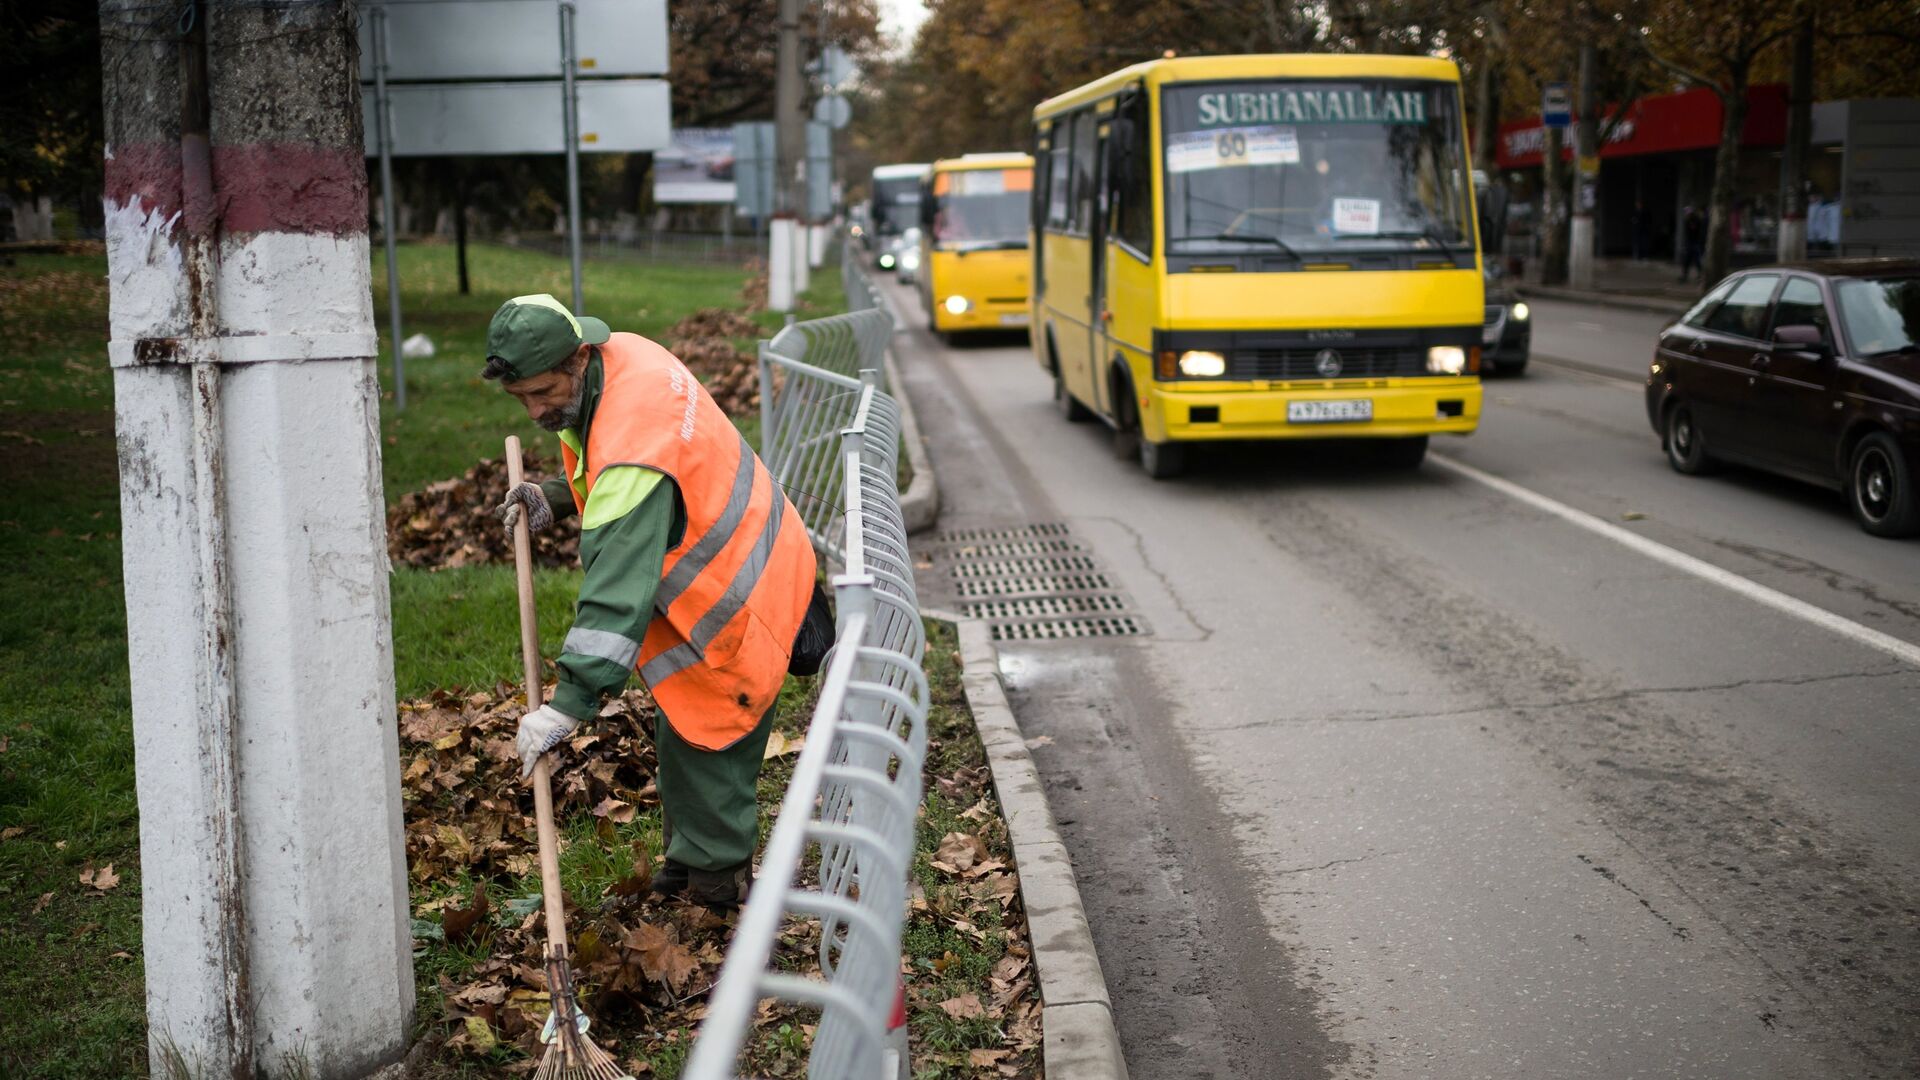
[1139,437,1187,479]
[1054,371,1092,422]
[1109,376,1140,461]
[1379,436,1429,470]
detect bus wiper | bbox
[1173,233,1301,259]
[1368,228,1463,261]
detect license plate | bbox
[999,313,1029,327]
[1287,399,1372,424]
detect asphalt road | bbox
[882,279,1920,1079]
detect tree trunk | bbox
[1471,6,1502,175]
[1541,124,1569,285]
[1777,5,1814,261]
[1702,62,1750,291]
[454,163,470,296]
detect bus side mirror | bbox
[1111,117,1138,191]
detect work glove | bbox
[499,481,553,534]
[515,704,579,780]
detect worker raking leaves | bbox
[484,293,833,910]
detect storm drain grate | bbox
[936,523,1072,544]
[932,522,1147,639]
[953,573,1114,598]
[951,555,1101,579]
[992,616,1148,641]
[963,594,1129,620]
[941,537,1087,559]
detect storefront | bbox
[1491,84,1798,264]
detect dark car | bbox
[1481,265,1532,375]
[1645,259,1920,537]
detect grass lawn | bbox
[3,242,1035,1079]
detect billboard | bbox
[364,80,671,156]
[357,0,668,81]
[655,129,737,205]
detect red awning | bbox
[1493,84,1787,170]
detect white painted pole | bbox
[103,2,413,1075]
[372,4,406,409]
[560,0,586,313]
[769,218,796,312]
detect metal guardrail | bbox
[685,260,926,1080]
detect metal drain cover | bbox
[931,523,1146,640]
[992,616,1148,642]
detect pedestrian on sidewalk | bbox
[1678,205,1705,283]
[483,294,834,909]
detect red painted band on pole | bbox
[106,142,367,237]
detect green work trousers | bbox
[656,705,775,871]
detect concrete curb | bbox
[1517,282,1692,318]
[939,614,1130,1080]
[884,339,940,535]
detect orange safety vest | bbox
[559,333,817,750]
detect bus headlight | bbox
[1178,350,1227,377]
[1511,302,1530,321]
[1426,345,1467,375]
[944,295,971,315]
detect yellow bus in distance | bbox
[1031,54,1483,477]
[918,153,1035,336]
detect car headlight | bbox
[1177,350,1226,377]
[1511,302,1530,322]
[944,295,971,315]
[1426,345,1467,375]
[879,253,895,269]
[900,248,921,270]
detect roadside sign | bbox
[364,80,670,156]
[820,45,857,91]
[733,122,776,218]
[807,120,833,220]
[1542,82,1572,129]
[814,93,852,130]
[357,0,668,81]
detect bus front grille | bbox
[1229,348,1425,380]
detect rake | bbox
[505,436,634,1080]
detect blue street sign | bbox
[1542,82,1572,129]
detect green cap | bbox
[485,294,611,380]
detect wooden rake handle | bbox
[505,437,571,962]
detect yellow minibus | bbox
[918,153,1036,337]
[1031,54,1483,476]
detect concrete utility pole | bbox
[770,0,807,311]
[1569,43,1600,290]
[99,2,413,1076]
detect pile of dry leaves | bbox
[386,450,579,571]
[663,308,764,418]
[401,681,823,1070]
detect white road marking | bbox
[1575,320,1605,332]
[1430,454,1920,668]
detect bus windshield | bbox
[871,177,922,236]
[1161,80,1471,257]
[930,168,1032,251]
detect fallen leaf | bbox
[441,886,490,946]
[931,832,986,875]
[79,862,121,892]
[0,826,24,841]
[591,797,636,824]
[1023,735,1054,749]
[625,922,701,992]
[937,992,985,1020]
[110,950,134,959]
[31,892,53,914]
[970,1048,1010,1067]
[462,1014,498,1054]
[763,730,806,760]
[1621,510,1647,521]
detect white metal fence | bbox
[684,259,926,1080]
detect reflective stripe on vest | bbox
[562,332,817,751]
